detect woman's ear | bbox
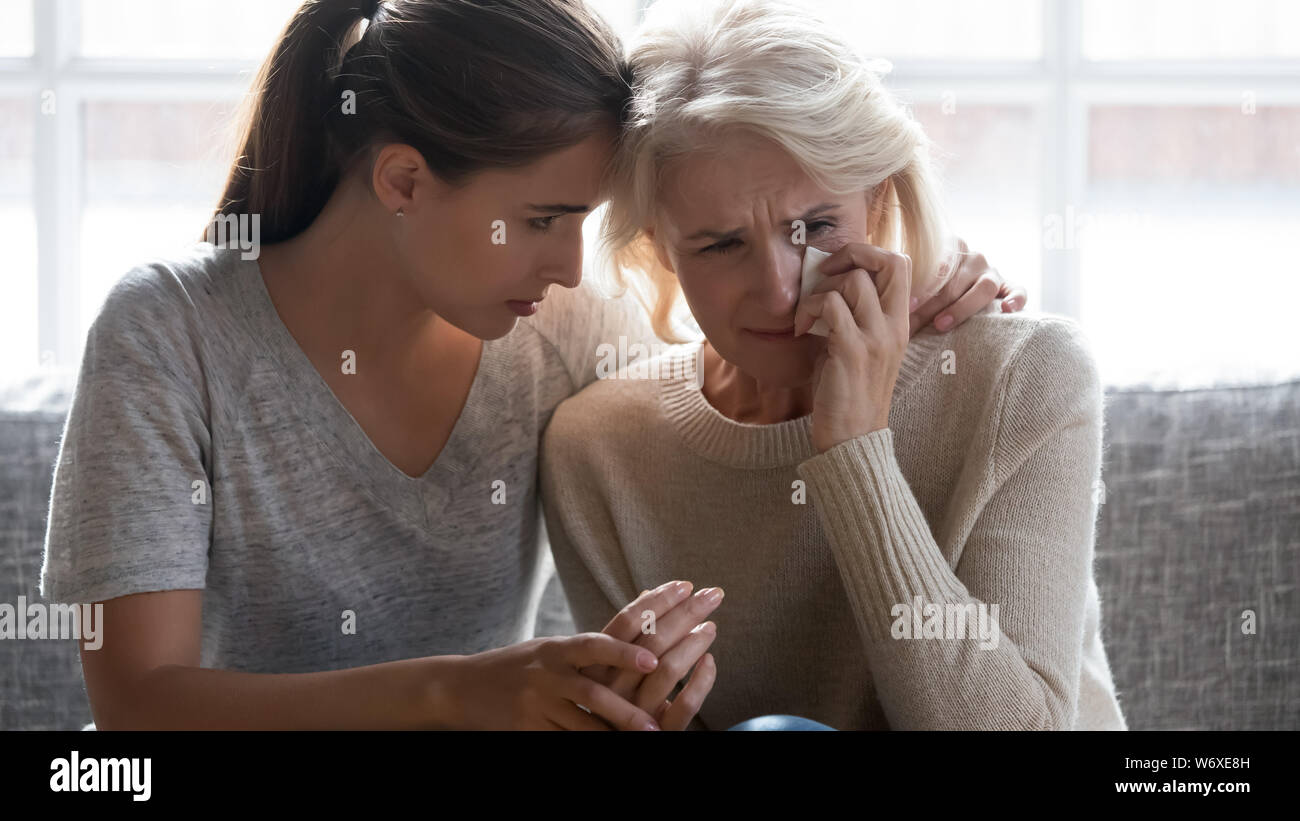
[371,143,425,215]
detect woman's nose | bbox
[751,242,802,315]
[537,235,584,290]
[540,262,582,290]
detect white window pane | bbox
[910,103,1042,305]
[823,0,1042,61]
[81,100,240,337]
[0,98,36,384]
[1080,106,1300,387]
[1084,0,1300,60]
[0,0,33,57]
[80,0,301,60]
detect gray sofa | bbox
[2,375,1296,730]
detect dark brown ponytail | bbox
[212,0,632,244]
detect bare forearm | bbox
[92,654,462,730]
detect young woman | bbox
[39,0,1022,730]
[541,0,1125,731]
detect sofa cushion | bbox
[1,408,92,731]
[1092,380,1299,729]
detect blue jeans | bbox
[726,714,837,731]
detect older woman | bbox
[540,0,1126,730]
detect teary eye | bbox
[701,237,742,255]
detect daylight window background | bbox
[0,0,1297,394]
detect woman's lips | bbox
[746,326,797,341]
[507,300,540,317]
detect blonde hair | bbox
[600,0,954,341]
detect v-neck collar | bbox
[231,252,509,528]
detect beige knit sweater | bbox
[539,311,1127,730]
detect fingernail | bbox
[694,587,723,607]
[935,314,953,330]
[674,581,691,598]
[646,720,661,731]
[694,621,717,635]
[638,650,658,670]
[910,296,919,311]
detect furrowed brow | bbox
[686,203,842,242]
[685,227,743,242]
[791,203,841,224]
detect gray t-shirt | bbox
[39,242,653,673]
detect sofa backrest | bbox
[1,411,91,730]
[1091,380,1299,729]
[3,380,1297,729]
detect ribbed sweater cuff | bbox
[796,428,964,643]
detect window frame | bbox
[3,0,1299,373]
[881,0,1300,327]
[4,0,255,371]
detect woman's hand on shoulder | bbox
[909,237,1027,337]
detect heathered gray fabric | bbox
[39,242,652,673]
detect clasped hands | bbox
[574,580,723,730]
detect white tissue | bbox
[799,245,833,337]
